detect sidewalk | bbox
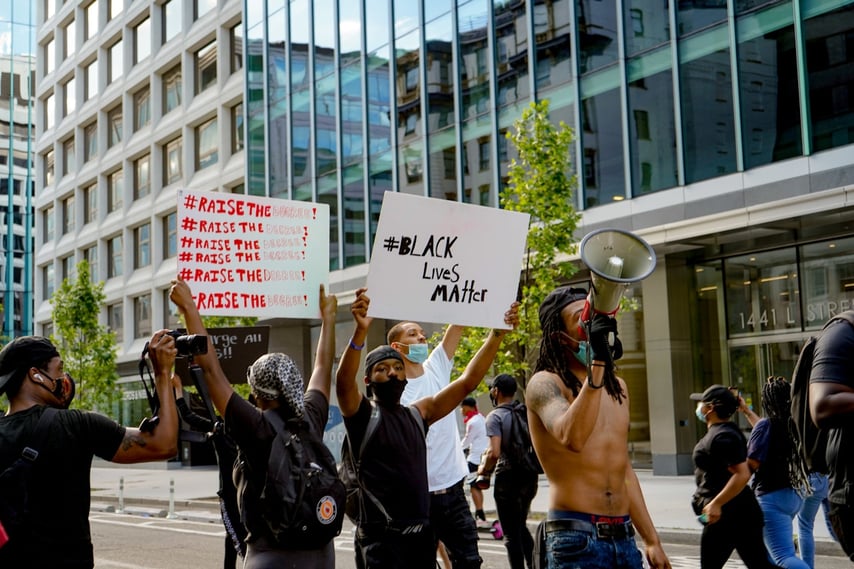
[89,462,844,557]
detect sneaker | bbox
[476,519,492,530]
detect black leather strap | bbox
[544,518,635,540]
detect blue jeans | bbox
[757,488,808,569]
[545,521,643,568]
[796,472,832,568]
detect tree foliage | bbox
[438,100,580,391]
[50,260,118,411]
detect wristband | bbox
[587,376,605,389]
[349,338,364,351]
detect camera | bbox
[166,330,208,357]
[474,474,491,490]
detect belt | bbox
[544,518,635,540]
[430,480,463,496]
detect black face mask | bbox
[38,370,76,409]
[369,378,408,406]
[489,389,498,407]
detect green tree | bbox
[439,100,580,390]
[50,260,118,411]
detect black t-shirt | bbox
[0,405,126,568]
[343,397,429,525]
[810,318,854,501]
[692,421,748,499]
[225,389,329,542]
[746,418,792,495]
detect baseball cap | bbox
[488,374,517,395]
[365,345,404,375]
[689,384,738,411]
[0,336,60,394]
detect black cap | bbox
[538,286,588,329]
[689,384,738,413]
[0,336,60,394]
[461,397,477,408]
[489,374,517,396]
[365,345,404,375]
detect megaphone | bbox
[579,228,656,322]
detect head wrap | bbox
[365,345,404,376]
[0,336,60,394]
[247,353,305,417]
[538,286,589,331]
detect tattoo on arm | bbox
[121,433,149,452]
[528,377,568,433]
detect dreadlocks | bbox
[761,376,811,493]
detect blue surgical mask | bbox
[572,342,589,366]
[695,404,708,423]
[404,343,429,364]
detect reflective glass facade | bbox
[247,0,854,270]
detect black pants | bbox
[494,470,538,569]
[699,490,782,569]
[829,501,854,561]
[356,524,434,569]
[430,480,482,569]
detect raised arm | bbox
[440,325,466,360]
[415,303,518,425]
[305,285,337,399]
[111,330,180,463]
[169,276,234,415]
[336,288,371,418]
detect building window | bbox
[84,60,98,101]
[84,245,98,280]
[134,294,151,338]
[478,140,490,171]
[630,9,644,37]
[134,154,150,199]
[134,86,151,131]
[195,40,217,94]
[46,0,56,20]
[231,103,243,152]
[134,17,151,63]
[634,110,650,140]
[108,106,122,148]
[108,302,123,342]
[62,255,76,281]
[84,122,97,162]
[163,65,181,114]
[84,184,97,224]
[195,0,217,20]
[109,39,123,82]
[134,223,151,268]
[196,117,218,169]
[63,137,75,176]
[107,234,123,277]
[108,169,123,212]
[44,38,55,75]
[85,1,99,41]
[64,18,76,59]
[63,76,76,116]
[163,212,177,258]
[44,206,55,242]
[62,195,75,235]
[231,24,243,74]
[44,93,55,130]
[109,0,123,20]
[164,138,182,185]
[44,264,55,299]
[443,149,455,179]
[44,150,54,186]
[163,0,182,43]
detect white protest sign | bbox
[177,189,329,318]
[366,192,529,328]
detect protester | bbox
[809,313,854,561]
[171,374,246,567]
[391,319,483,568]
[692,384,781,569]
[479,374,538,569]
[460,396,489,527]
[336,288,517,568]
[170,277,338,568]
[746,377,811,568]
[525,286,670,569]
[0,332,179,568]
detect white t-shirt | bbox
[461,412,488,466]
[401,344,469,491]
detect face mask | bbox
[39,371,76,409]
[370,378,408,405]
[572,342,589,366]
[489,390,498,407]
[695,404,708,423]
[403,343,428,364]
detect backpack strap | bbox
[21,407,58,463]
[347,401,392,525]
[406,405,426,439]
[829,310,854,329]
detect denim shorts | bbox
[545,516,643,569]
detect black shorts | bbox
[466,462,479,486]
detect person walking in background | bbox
[460,397,489,528]
[479,374,538,569]
[691,384,781,569]
[796,470,835,568]
[745,377,811,568]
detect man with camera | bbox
[0,331,179,568]
[525,287,670,569]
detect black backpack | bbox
[338,403,425,525]
[0,408,57,553]
[235,409,344,550]
[501,402,543,475]
[790,311,854,476]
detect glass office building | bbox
[245,0,854,473]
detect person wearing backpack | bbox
[0,332,179,568]
[336,288,518,569]
[479,373,539,569]
[170,277,341,569]
[809,310,854,561]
